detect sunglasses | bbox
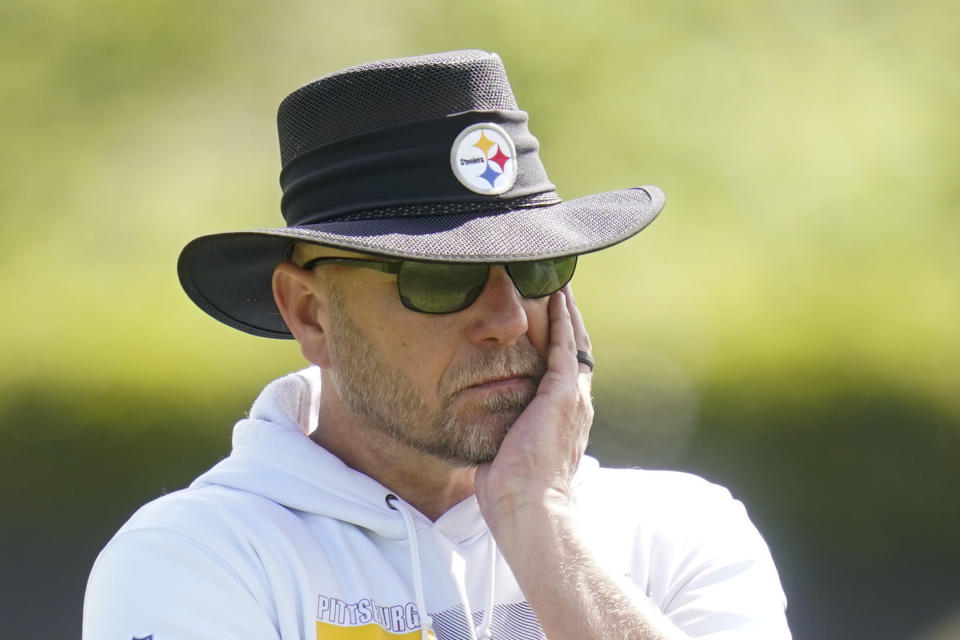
[300,255,577,314]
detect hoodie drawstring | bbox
[386,494,434,640]
[386,494,501,640]
[474,535,498,640]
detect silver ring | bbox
[576,350,594,372]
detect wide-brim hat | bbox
[178,50,665,338]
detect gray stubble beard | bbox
[326,285,545,466]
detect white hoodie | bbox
[83,367,791,640]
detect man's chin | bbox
[433,407,525,467]
[434,443,500,468]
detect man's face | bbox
[318,255,551,467]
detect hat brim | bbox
[178,185,665,338]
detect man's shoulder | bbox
[89,485,306,599]
[576,465,752,537]
[95,487,246,571]
[585,465,736,504]
[119,484,272,535]
[103,483,300,565]
[84,486,287,639]
[577,465,782,588]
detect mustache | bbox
[439,343,547,398]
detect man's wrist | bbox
[479,486,577,541]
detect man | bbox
[83,50,791,639]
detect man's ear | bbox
[272,261,332,368]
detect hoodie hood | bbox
[192,367,410,539]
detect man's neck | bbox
[310,385,476,521]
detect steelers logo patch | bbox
[450,123,517,195]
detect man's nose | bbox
[463,266,529,345]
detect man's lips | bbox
[462,374,537,393]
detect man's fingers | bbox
[562,285,593,376]
[546,290,578,377]
[563,286,591,349]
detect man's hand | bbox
[474,285,593,519]
[474,286,690,640]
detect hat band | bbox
[279,110,558,226]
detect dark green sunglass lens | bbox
[508,256,577,298]
[397,262,489,313]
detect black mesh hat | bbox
[178,50,665,338]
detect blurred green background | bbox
[2,0,958,638]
